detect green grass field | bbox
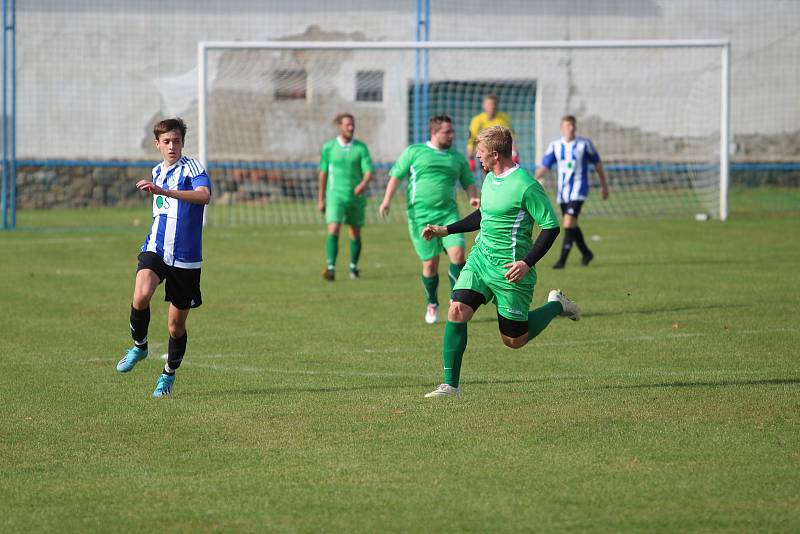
[2,188,799,532]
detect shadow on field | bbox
[598,377,800,390]
[584,302,747,318]
[202,377,554,397]
[207,381,431,396]
[597,257,770,268]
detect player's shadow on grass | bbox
[598,257,777,268]
[211,381,430,396]
[205,377,551,397]
[584,302,747,318]
[598,377,800,390]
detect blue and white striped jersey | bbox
[540,136,601,204]
[141,156,212,268]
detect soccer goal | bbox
[197,39,730,225]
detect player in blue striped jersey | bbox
[535,115,609,268]
[115,118,212,398]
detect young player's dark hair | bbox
[429,114,452,133]
[334,112,355,125]
[561,115,577,126]
[154,118,187,141]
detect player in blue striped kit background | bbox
[536,115,609,269]
[115,118,212,398]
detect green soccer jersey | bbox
[475,165,560,265]
[389,142,474,220]
[319,138,374,203]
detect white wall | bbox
[18,0,799,161]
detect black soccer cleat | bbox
[581,252,594,267]
[552,261,565,269]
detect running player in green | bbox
[379,115,480,324]
[319,113,374,281]
[421,126,581,397]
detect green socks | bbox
[527,301,562,339]
[326,234,338,270]
[349,238,362,270]
[436,301,558,389]
[442,321,468,387]
[448,262,465,294]
[327,235,361,271]
[421,274,439,305]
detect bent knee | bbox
[168,322,186,339]
[448,301,473,322]
[449,250,465,264]
[132,295,151,309]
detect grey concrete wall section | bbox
[17,0,800,161]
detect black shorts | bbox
[137,251,202,310]
[559,201,584,218]
[452,289,528,338]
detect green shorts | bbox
[326,196,366,227]
[453,248,537,322]
[407,210,465,261]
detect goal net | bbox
[198,40,729,226]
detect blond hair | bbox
[476,125,513,158]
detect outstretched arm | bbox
[136,180,210,205]
[421,209,481,241]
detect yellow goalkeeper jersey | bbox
[466,111,514,155]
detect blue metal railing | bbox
[0,0,14,230]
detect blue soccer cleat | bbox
[152,373,175,398]
[116,346,148,373]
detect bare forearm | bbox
[318,172,327,200]
[383,177,400,203]
[167,188,210,205]
[595,162,608,188]
[466,184,478,200]
[534,166,548,181]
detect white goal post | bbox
[198,39,731,222]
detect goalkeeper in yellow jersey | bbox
[466,94,518,174]
[319,113,374,281]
